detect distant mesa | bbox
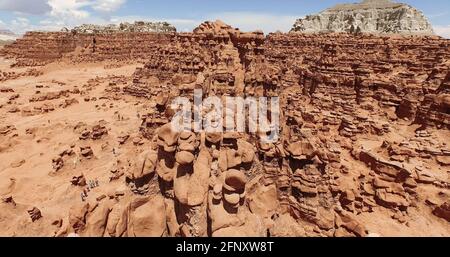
[63,21,177,34]
[291,0,435,35]
[0,29,18,44]
[0,29,16,36]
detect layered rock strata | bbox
[291,0,434,35]
[0,20,449,237]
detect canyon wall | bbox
[1,32,175,66]
[0,20,449,237]
[264,33,450,129]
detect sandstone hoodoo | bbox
[291,0,434,35]
[0,8,448,237]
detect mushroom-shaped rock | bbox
[156,94,168,107]
[224,193,240,207]
[224,169,247,193]
[259,142,277,157]
[175,151,195,165]
[179,131,196,143]
[157,123,179,152]
[179,142,196,152]
[157,157,178,182]
[207,194,243,233]
[237,140,255,164]
[226,149,242,169]
[178,131,198,152]
[127,150,157,180]
[206,132,222,144]
[141,151,158,176]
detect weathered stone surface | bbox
[128,195,167,237]
[433,202,450,222]
[0,17,448,238]
[291,0,434,35]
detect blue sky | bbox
[0,0,449,37]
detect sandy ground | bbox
[0,59,151,236]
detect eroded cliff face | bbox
[291,0,434,35]
[0,20,449,237]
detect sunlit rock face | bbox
[0,18,449,237]
[291,0,434,35]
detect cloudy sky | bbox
[0,0,449,37]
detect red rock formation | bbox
[0,20,449,237]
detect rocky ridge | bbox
[0,29,18,45]
[66,21,176,34]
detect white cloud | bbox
[167,19,200,32]
[433,25,450,38]
[0,0,51,15]
[206,12,299,33]
[0,0,128,17]
[11,17,29,26]
[427,12,449,18]
[25,0,127,32]
[0,0,129,32]
[48,0,92,19]
[5,17,33,34]
[93,0,126,13]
